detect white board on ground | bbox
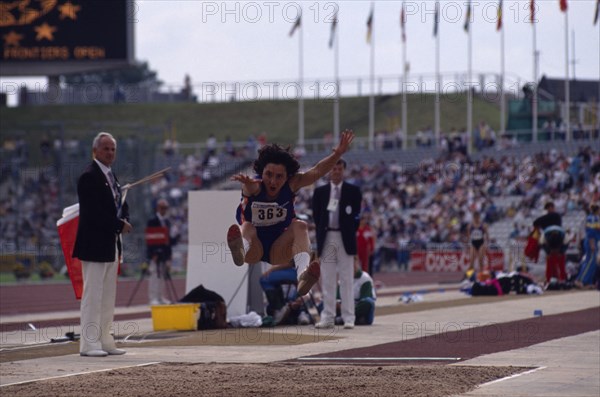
[186,190,248,318]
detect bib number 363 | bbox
[251,202,287,226]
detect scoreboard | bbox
[0,0,134,76]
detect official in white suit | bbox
[73,132,132,357]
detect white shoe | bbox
[298,312,311,325]
[149,299,161,306]
[106,348,126,355]
[160,298,171,304]
[343,323,355,329]
[314,321,334,329]
[80,349,108,357]
[274,305,291,325]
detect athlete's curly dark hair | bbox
[253,144,300,177]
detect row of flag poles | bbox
[289,0,600,151]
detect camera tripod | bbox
[127,260,178,307]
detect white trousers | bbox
[147,260,167,303]
[320,231,355,325]
[80,259,118,353]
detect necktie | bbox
[329,185,340,229]
[107,170,122,211]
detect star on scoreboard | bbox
[59,1,82,20]
[34,23,57,41]
[3,31,24,46]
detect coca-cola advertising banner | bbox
[410,250,504,272]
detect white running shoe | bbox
[297,311,311,325]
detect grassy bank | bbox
[1,92,499,150]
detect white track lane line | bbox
[298,357,462,361]
[477,366,547,387]
[0,362,161,388]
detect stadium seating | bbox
[1,135,597,276]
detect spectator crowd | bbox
[1,130,598,280]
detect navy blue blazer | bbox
[73,161,129,262]
[312,181,362,257]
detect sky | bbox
[1,0,599,104]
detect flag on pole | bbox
[434,1,439,36]
[464,1,472,32]
[366,6,373,43]
[497,0,503,31]
[289,13,301,36]
[530,0,535,23]
[401,2,406,43]
[328,10,337,48]
[594,0,599,25]
[559,0,568,12]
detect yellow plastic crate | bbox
[151,303,200,331]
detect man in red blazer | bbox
[73,132,132,357]
[146,198,179,305]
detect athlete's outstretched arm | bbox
[290,129,354,191]
[230,173,261,196]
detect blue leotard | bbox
[235,181,296,262]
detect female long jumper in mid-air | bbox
[227,130,355,296]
